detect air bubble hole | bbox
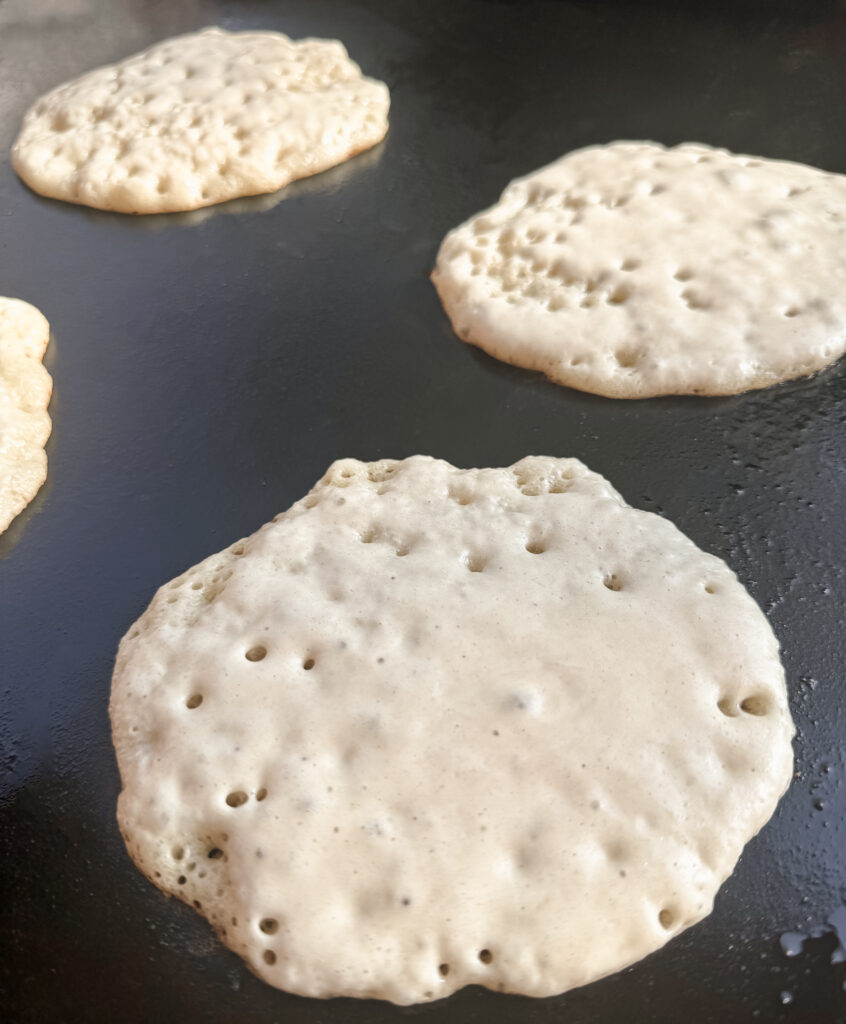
[450,488,474,505]
[614,348,640,369]
[740,694,769,716]
[682,287,709,310]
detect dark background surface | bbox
[1,1,845,1021]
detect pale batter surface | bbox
[0,297,51,534]
[433,142,846,397]
[13,27,390,214]
[110,456,794,1003]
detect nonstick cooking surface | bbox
[1,2,845,1022]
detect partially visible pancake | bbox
[0,298,51,534]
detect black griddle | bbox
[1,2,845,1022]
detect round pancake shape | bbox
[433,142,846,397]
[13,28,390,214]
[110,456,794,1003]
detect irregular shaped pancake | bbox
[0,298,52,534]
[433,142,846,397]
[110,456,794,1004]
[13,27,390,214]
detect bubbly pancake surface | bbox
[13,27,390,214]
[0,297,52,534]
[433,142,846,396]
[111,455,794,1003]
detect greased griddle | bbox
[1,2,844,1022]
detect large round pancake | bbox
[110,455,794,1003]
[433,142,846,397]
[13,28,390,214]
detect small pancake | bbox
[13,28,390,214]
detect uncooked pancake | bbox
[13,27,390,214]
[433,142,846,397]
[110,455,794,1003]
[0,297,52,534]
